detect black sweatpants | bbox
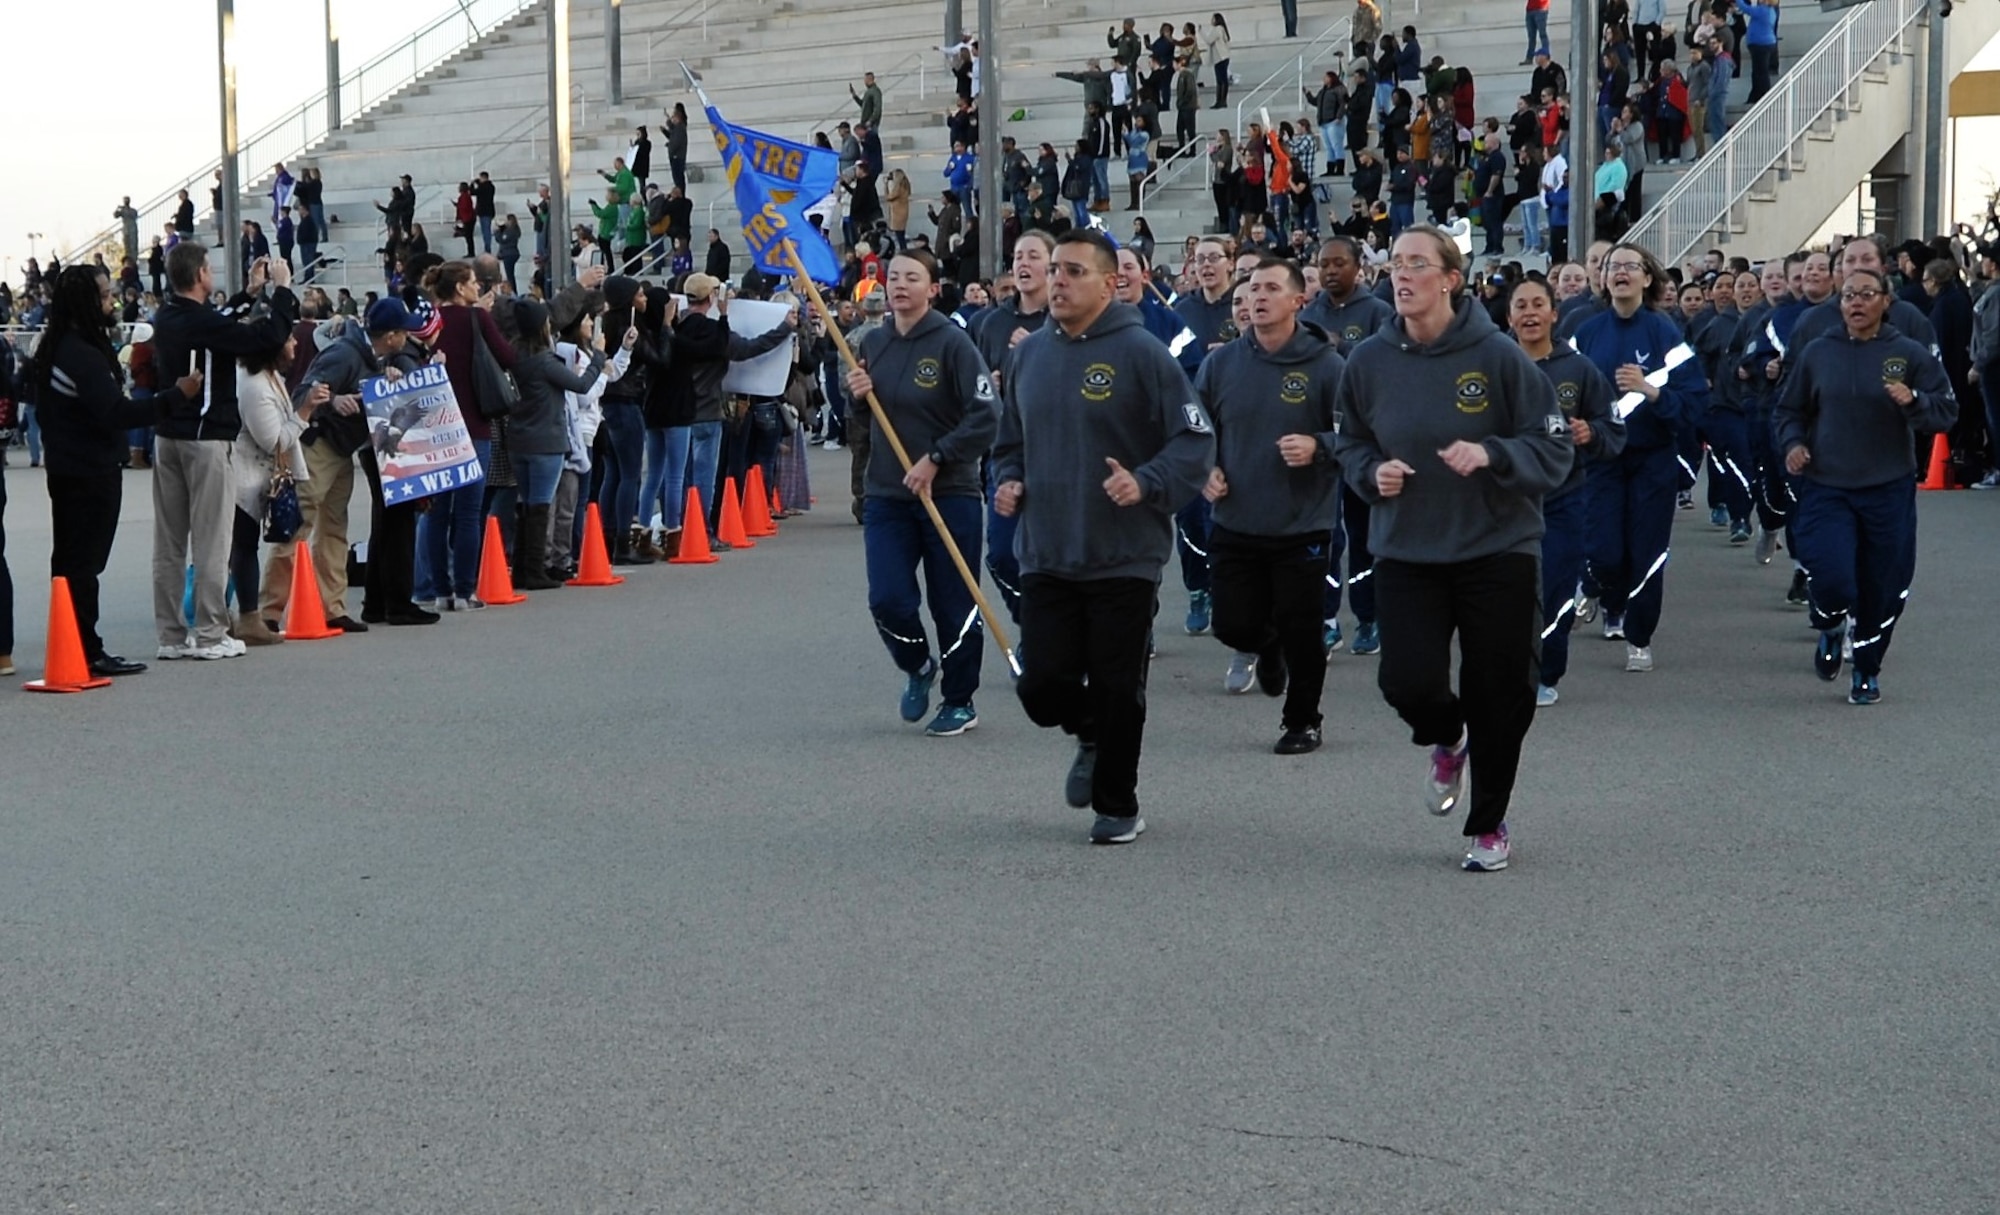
[1016,574,1156,818]
[359,450,418,617]
[45,470,123,660]
[1209,525,1331,731]
[1374,552,1541,837]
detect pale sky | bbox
[5,1,1999,284]
[1,0,449,282]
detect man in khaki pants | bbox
[265,299,425,631]
[148,243,299,660]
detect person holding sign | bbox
[843,250,999,738]
[1571,243,1709,674]
[1775,267,1957,705]
[991,230,1215,845]
[1332,226,1572,872]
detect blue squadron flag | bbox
[682,63,843,284]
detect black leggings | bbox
[230,507,263,618]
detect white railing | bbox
[1139,18,1353,216]
[1625,0,1925,265]
[64,0,538,267]
[1234,18,1353,151]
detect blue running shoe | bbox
[1709,506,1729,528]
[1814,628,1842,682]
[900,660,937,722]
[1350,620,1381,655]
[1184,591,1212,635]
[924,703,978,736]
[1322,621,1344,657]
[1848,671,1881,705]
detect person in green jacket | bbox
[600,156,638,235]
[618,201,649,276]
[590,187,620,250]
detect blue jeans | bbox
[642,428,677,527]
[1375,82,1394,121]
[686,420,724,528]
[1526,8,1550,56]
[1070,198,1091,227]
[1389,201,1414,236]
[1480,194,1507,252]
[514,451,564,506]
[1319,122,1342,169]
[478,215,493,252]
[20,403,41,464]
[1090,156,1110,204]
[417,437,490,599]
[864,494,985,707]
[653,426,694,529]
[596,401,645,541]
[1519,196,1544,252]
[1706,95,1729,142]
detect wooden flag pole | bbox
[778,240,1020,677]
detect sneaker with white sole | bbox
[1322,621,1344,656]
[1970,470,2000,489]
[1535,683,1559,707]
[1754,529,1779,564]
[1089,814,1146,844]
[1223,652,1258,694]
[1575,588,1599,625]
[1426,735,1469,815]
[1624,643,1653,672]
[1603,613,1626,640]
[923,703,978,736]
[1847,671,1881,705]
[1462,823,1511,871]
[156,640,193,660]
[188,636,248,660]
[1814,628,1843,681]
[454,596,488,612]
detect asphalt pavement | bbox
[1,450,1994,1213]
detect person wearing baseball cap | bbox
[265,294,430,631]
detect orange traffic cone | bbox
[1918,433,1953,491]
[281,540,344,640]
[668,488,719,564]
[716,476,756,549]
[743,466,778,537]
[773,487,786,517]
[24,578,113,693]
[567,503,627,586]
[475,516,528,604]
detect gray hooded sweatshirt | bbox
[856,308,998,500]
[1195,321,1347,537]
[1301,287,1395,355]
[992,301,1216,582]
[1333,297,1573,563]
[1532,345,1626,498]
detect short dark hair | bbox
[166,242,209,291]
[1054,229,1119,274]
[1252,256,1306,293]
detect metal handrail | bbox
[798,48,930,143]
[1137,137,1208,213]
[63,0,537,266]
[1234,18,1353,149]
[1624,0,1924,265]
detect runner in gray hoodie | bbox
[846,250,999,737]
[1332,226,1572,873]
[992,230,1214,845]
[1196,258,1347,754]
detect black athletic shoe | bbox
[1089,814,1146,844]
[1065,743,1098,808]
[1786,569,1809,607]
[1274,724,1322,755]
[1814,627,1843,681]
[1255,647,1288,697]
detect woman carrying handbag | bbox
[233,329,321,645]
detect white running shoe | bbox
[188,636,248,660]
[1624,644,1653,672]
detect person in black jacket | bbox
[30,267,202,676]
[148,242,299,661]
[597,275,675,564]
[704,230,733,280]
